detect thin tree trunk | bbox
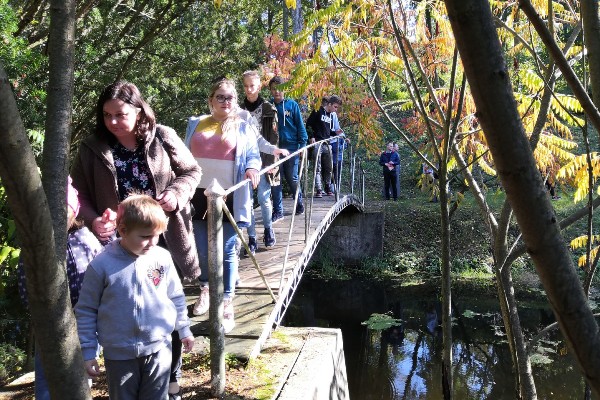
[283,2,289,41]
[292,0,302,34]
[581,0,600,108]
[42,0,92,398]
[439,158,452,399]
[444,0,600,395]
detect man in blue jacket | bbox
[269,76,308,220]
[379,142,400,200]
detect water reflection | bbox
[283,278,592,399]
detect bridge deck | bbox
[185,195,339,359]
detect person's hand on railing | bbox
[273,148,290,158]
[245,168,260,189]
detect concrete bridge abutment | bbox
[314,211,384,265]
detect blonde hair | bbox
[117,194,168,233]
[208,78,241,141]
[242,70,261,82]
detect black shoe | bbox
[272,211,284,224]
[295,203,305,215]
[248,237,258,255]
[264,228,276,248]
[314,190,323,198]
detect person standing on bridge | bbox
[306,96,334,198]
[185,77,261,333]
[240,70,289,254]
[329,95,349,193]
[269,76,308,221]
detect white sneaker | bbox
[193,286,209,316]
[223,299,235,334]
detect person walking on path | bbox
[240,71,289,254]
[184,77,261,333]
[70,81,201,399]
[379,142,400,200]
[269,76,308,221]
[306,96,334,197]
[75,194,194,400]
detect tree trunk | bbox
[283,2,289,41]
[0,0,91,398]
[444,0,600,395]
[581,0,600,108]
[439,160,452,399]
[292,0,303,34]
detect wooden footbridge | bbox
[184,140,366,363]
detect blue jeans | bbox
[34,350,50,400]
[272,153,303,215]
[248,175,273,238]
[193,219,238,299]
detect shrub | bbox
[0,342,26,386]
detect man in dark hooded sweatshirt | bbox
[306,96,334,197]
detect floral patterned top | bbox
[112,142,155,201]
[18,226,103,307]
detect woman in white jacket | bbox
[184,77,261,333]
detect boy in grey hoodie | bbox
[75,194,194,399]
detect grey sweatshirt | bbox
[75,240,192,361]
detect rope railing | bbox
[204,134,365,396]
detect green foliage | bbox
[225,352,244,369]
[311,247,351,280]
[0,342,26,386]
[530,340,559,366]
[360,255,396,275]
[382,79,411,102]
[4,1,272,147]
[361,312,402,331]
[0,182,20,297]
[451,256,492,275]
[0,1,48,131]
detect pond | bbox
[282,277,595,399]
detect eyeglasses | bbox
[214,94,235,104]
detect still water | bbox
[282,278,594,399]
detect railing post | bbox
[361,160,365,205]
[205,179,226,398]
[351,151,356,195]
[302,148,309,242]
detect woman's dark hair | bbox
[95,81,156,145]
